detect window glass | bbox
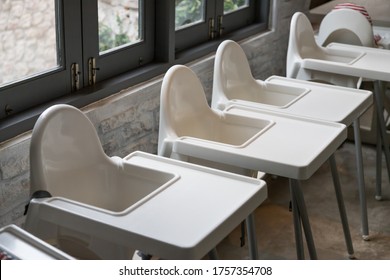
[0,0,60,87]
[98,0,142,54]
[175,0,206,30]
[224,0,249,14]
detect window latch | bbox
[71,63,81,92]
[208,18,217,40]
[88,57,100,86]
[218,15,224,37]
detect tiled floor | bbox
[216,141,390,260]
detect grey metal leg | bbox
[353,119,370,240]
[374,81,390,183]
[329,154,355,258]
[376,122,383,201]
[245,213,259,260]
[289,179,318,260]
[289,179,305,260]
[208,248,219,259]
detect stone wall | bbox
[0,0,311,227]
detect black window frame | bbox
[0,0,270,143]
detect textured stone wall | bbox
[0,0,310,227]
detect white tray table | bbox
[25,151,267,260]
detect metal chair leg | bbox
[374,81,390,184]
[329,154,355,258]
[376,126,383,201]
[289,179,305,260]
[245,213,259,260]
[353,119,370,240]
[289,179,317,260]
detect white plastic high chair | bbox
[159,65,352,259]
[287,12,390,238]
[215,40,374,241]
[25,104,268,260]
[26,104,153,259]
[287,12,360,88]
[212,39,371,242]
[316,8,389,201]
[317,8,375,47]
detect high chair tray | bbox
[0,225,73,259]
[262,76,372,125]
[26,152,266,260]
[174,105,346,180]
[303,43,390,82]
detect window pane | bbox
[98,0,142,54]
[175,0,206,30]
[224,0,249,14]
[0,0,59,87]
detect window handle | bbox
[88,57,100,86]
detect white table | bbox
[0,225,73,259]
[24,151,266,260]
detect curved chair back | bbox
[212,40,259,110]
[158,65,220,157]
[286,12,322,79]
[30,104,118,205]
[317,8,375,47]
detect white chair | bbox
[316,8,389,201]
[317,8,375,47]
[158,64,351,259]
[287,12,390,238]
[26,104,151,259]
[287,12,360,88]
[25,104,267,260]
[212,38,369,244]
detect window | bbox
[0,0,152,119]
[175,0,267,53]
[83,0,155,84]
[0,0,269,142]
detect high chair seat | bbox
[25,104,266,259]
[159,65,349,259]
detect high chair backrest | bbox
[158,65,219,157]
[317,8,375,47]
[30,104,111,197]
[287,12,322,79]
[212,40,258,110]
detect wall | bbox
[0,0,310,227]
